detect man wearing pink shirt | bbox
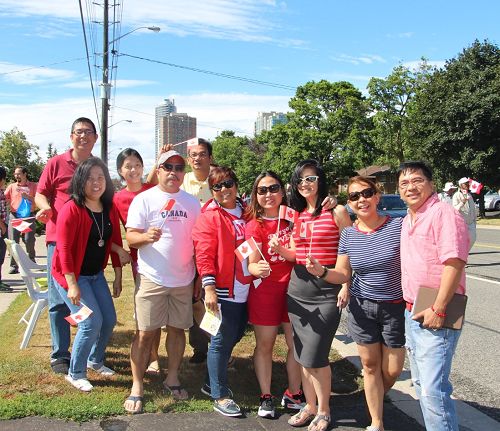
[398,161,469,431]
[35,117,98,375]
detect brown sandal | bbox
[288,406,316,427]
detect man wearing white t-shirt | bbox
[124,150,200,413]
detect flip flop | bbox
[163,383,189,400]
[308,414,331,431]
[145,364,161,375]
[124,395,143,414]
[288,406,316,427]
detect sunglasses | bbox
[298,175,319,184]
[348,188,376,201]
[211,179,235,191]
[160,163,185,172]
[257,184,281,195]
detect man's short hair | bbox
[188,138,212,157]
[71,117,97,134]
[397,161,433,182]
[14,165,27,174]
[0,166,6,181]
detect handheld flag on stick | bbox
[277,205,298,235]
[172,137,199,148]
[235,237,262,262]
[64,305,93,326]
[159,199,176,229]
[299,221,312,239]
[11,219,32,233]
[469,179,483,194]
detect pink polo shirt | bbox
[37,149,90,243]
[400,193,469,303]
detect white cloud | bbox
[0,61,76,85]
[402,60,445,71]
[0,0,305,46]
[0,91,290,175]
[331,54,386,65]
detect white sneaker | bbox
[88,364,116,376]
[65,375,93,392]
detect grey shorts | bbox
[347,296,405,348]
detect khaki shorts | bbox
[135,276,193,331]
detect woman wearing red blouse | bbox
[280,160,351,431]
[52,157,130,392]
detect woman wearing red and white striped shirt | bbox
[274,160,351,431]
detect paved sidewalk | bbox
[1,234,499,430]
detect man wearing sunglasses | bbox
[125,150,201,406]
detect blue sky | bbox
[0,0,499,173]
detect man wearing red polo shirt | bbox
[35,117,98,374]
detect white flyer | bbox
[199,303,222,336]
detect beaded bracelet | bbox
[431,305,447,318]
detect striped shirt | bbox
[338,216,403,301]
[0,189,6,223]
[293,209,339,265]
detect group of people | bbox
[25,115,469,431]
[439,178,477,248]
[0,165,38,291]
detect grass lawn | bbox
[0,266,361,422]
[477,214,500,226]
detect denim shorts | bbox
[347,296,405,348]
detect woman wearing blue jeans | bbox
[51,157,130,391]
[193,166,252,417]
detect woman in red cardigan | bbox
[52,157,130,392]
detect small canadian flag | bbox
[11,219,32,233]
[469,179,483,194]
[278,205,298,223]
[234,237,259,262]
[299,221,313,239]
[186,137,199,148]
[64,305,93,326]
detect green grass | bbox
[0,267,361,422]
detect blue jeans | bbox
[405,309,461,431]
[53,271,117,379]
[207,300,247,399]
[47,242,71,362]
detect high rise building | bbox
[157,114,197,158]
[154,98,196,158]
[254,111,287,135]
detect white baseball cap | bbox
[157,150,184,168]
[443,182,457,192]
[458,177,470,185]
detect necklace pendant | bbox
[98,239,105,247]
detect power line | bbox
[118,52,297,91]
[78,0,101,129]
[0,58,87,76]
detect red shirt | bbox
[5,181,38,212]
[245,217,294,283]
[37,150,84,243]
[293,209,340,266]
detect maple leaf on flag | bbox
[64,305,93,326]
[11,219,32,233]
[186,137,199,148]
[299,221,312,239]
[234,237,258,262]
[279,205,298,223]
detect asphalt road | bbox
[451,226,500,421]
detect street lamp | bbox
[108,119,132,128]
[100,13,160,164]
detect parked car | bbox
[484,190,500,211]
[346,194,408,221]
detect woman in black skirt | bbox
[273,160,351,431]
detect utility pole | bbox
[100,0,110,164]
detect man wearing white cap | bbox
[124,150,201,413]
[438,182,457,205]
[453,177,477,250]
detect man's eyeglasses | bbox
[298,175,319,184]
[72,129,95,136]
[188,151,208,159]
[160,163,185,173]
[348,188,376,201]
[211,179,235,191]
[399,177,426,190]
[257,184,281,195]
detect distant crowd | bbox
[0,116,472,431]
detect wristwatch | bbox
[316,266,328,279]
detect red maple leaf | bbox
[240,245,248,254]
[75,315,82,321]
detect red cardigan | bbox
[52,200,122,289]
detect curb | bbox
[332,331,500,430]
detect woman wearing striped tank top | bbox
[278,160,351,431]
[307,176,405,431]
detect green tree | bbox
[410,40,500,189]
[0,128,44,181]
[260,80,377,185]
[46,142,58,160]
[212,130,263,194]
[367,61,433,166]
